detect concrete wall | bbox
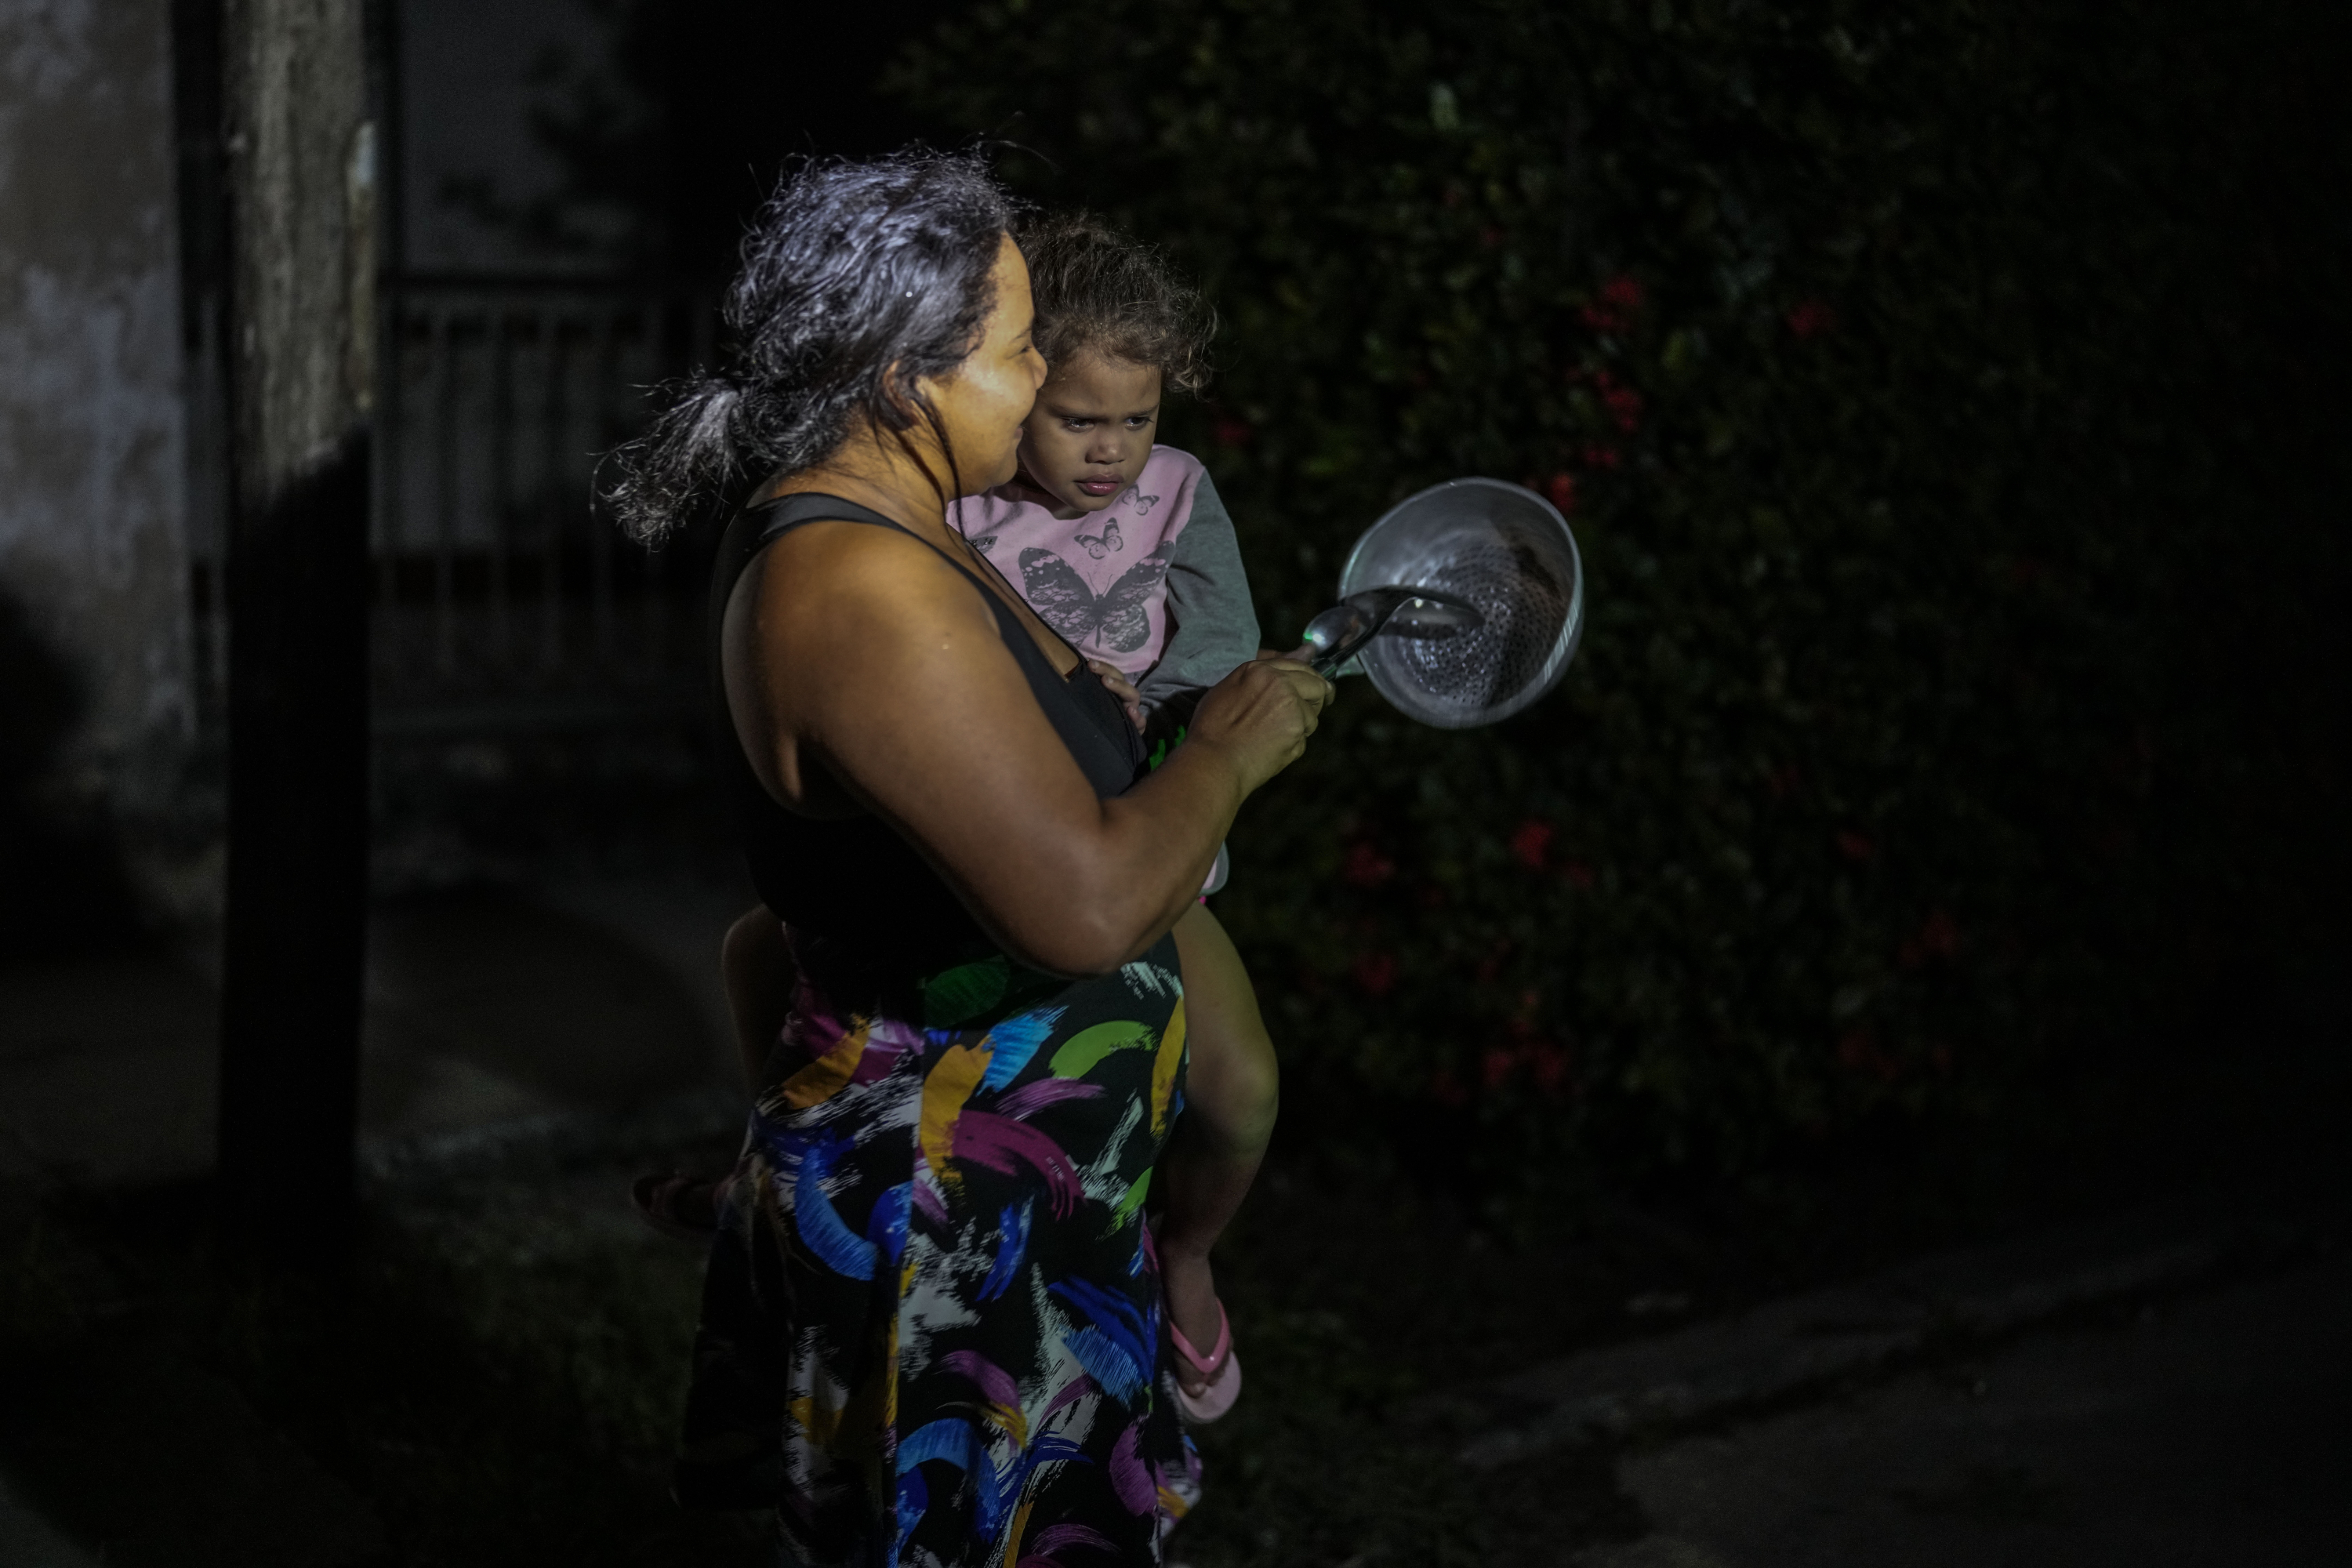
[0,2,196,866]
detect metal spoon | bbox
[1299,585,1484,677]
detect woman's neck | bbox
[762,437,956,544]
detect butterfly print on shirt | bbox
[1018,543,1173,655]
[969,535,996,556]
[1075,519,1122,559]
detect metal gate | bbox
[371,275,716,736]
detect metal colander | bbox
[1337,477,1584,729]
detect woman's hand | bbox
[1185,657,1334,794]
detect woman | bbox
[610,153,1329,1565]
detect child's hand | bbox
[1087,659,1147,733]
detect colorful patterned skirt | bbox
[677,931,1202,1566]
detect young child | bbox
[950,212,1276,1421]
[640,213,1279,1423]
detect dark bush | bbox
[892,0,2349,1191]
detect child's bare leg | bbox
[1161,902,1279,1388]
[721,905,796,1095]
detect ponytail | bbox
[606,149,1016,543]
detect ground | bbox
[1584,1258,2352,1568]
[0,880,2343,1566]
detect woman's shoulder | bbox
[752,510,988,625]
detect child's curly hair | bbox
[1018,212,1217,395]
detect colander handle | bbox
[1298,586,1482,676]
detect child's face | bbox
[1014,352,1163,517]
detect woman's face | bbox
[921,234,1049,495]
[1014,352,1163,520]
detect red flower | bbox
[1787,300,1837,339]
[1430,1068,1470,1107]
[1837,1027,1898,1083]
[1603,385,1645,433]
[1481,1046,1516,1089]
[1921,909,1961,958]
[1352,951,1398,997]
[1211,414,1254,447]
[1479,224,1504,249]
[1581,442,1622,470]
[1523,1041,1571,1094]
[1562,859,1595,888]
[1545,471,1579,514]
[1341,841,1396,888]
[1510,818,1555,869]
[1578,276,1644,333]
[1836,830,1875,862]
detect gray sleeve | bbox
[1135,469,1263,719]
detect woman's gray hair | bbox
[606,149,1017,542]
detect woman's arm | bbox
[724,521,1327,976]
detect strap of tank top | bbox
[739,492,1057,675]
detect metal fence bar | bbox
[590,308,618,667]
[487,304,514,671]
[369,276,714,733]
[430,307,459,678]
[639,302,669,675]
[537,313,565,677]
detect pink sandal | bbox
[1168,1301,1243,1424]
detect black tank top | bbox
[712,494,1145,998]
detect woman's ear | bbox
[865,374,960,504]
[875,361,922,432]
